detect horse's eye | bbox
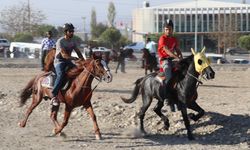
[198,59,203,65]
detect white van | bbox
[9,42,41,58]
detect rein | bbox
[78,62,106,100]
[187,71,203,86]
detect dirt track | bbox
[0,60,249,150]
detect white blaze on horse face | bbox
[191,47,211,74]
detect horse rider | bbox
[51,23,84,106]
[158,19,183,84]
[41,30,56,71]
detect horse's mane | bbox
[67,58,93,78]
[176,55,193,72]
[168,55,194,86]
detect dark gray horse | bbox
[121,47,215,140]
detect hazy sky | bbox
[0,0,248,32]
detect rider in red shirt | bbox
[158,19,183,83]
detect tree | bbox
[35,24,58,37]
[14,33,33,42]
[99,27,121,48]
[0,2,46,35]
[238,35,250,50]
[91,23,108,40]
[107,2,116,27]
[90,7,97,39]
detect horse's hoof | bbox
[59,132,67,138]
[52,128,61,135]
[95,134,102,140]
[163,125,169,130]
[18,122,25,127]
[188,113,197,121]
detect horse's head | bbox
[191,47,215,80]
[88,58,113,83]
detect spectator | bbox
[41,31,56,71]
[115,46,126,73]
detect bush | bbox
[238,35,250,50]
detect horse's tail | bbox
[19,77,36,107]
[121,77,143,103]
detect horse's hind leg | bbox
[19,93,43,127]
[187,101,205,121]
[85,104,101,140]
[153,100,170,130]
[138,95,153,134]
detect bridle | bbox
[80,59,110,88]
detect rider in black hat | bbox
[51,23,84,106]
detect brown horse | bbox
[18,58,113,140]
[142,48,158,75]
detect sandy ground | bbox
[0,60,249,150]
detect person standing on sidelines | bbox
[145,37,157,58]
[41,31,56,71]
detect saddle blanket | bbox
[41,73,56,89]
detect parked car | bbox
[231,59,249,64]
[205,53,229,64]
[0,38,10,57]
[124,42,145,52]
[0,38,10,49]
[226,47,250,55]
[92,47,111,52]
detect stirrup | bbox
[51,97,59,106]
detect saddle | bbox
[41,71,72,91]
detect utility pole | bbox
[82,17,87,41]
[82,17,86,33]
[27,0,31,32]
[195,0,198,52]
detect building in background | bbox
[132,0,250,53]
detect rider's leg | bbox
[163,59,173,84]
[162,59,175,111]
[51,62,66,106]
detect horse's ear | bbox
[201,46,206,54]
[191,48,196,55]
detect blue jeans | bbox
[161,59,173,84]
[52,61,75,97]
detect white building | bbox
[132,0,250,53]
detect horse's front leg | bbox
[187,101,205,121]
[53,105,72,135]
[85,104,101,140]
[180,104,194,140]
[50,105,60,131]
[153,100,169,130]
